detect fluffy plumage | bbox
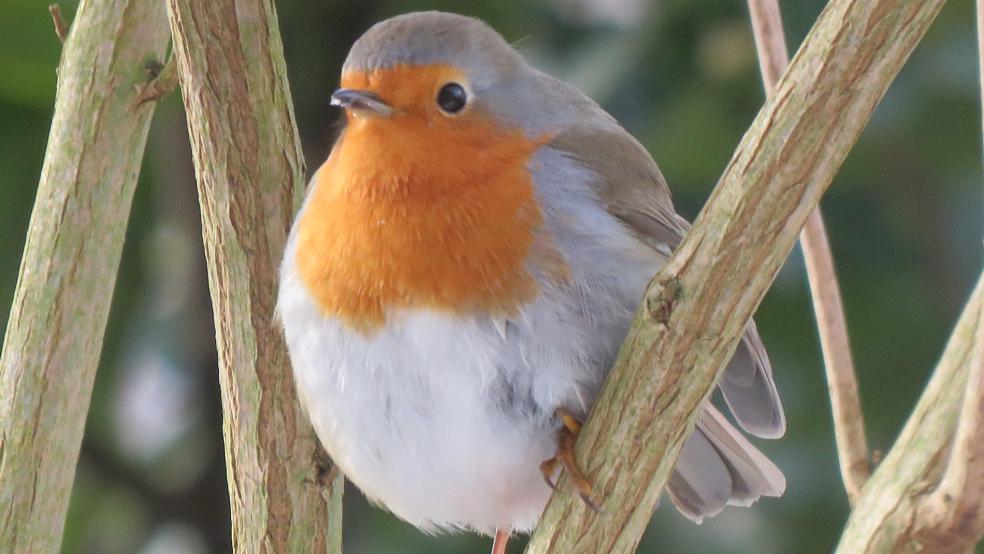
[278,10,785,537]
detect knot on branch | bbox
[314,442,340,488]
[647,276,681,325]
[133,55,178,108]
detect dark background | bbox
[2,0,982,552]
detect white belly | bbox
[279,279,568,533]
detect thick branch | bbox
[836,273,984,553]
[526,1,946,551]
[747,0,870,506]
[0,1,169,551]
[165,1,342,552]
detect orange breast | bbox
[295,98,547,332]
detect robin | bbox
[278,11,785,553]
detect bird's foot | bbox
[538,408,601,512]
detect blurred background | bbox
[2,0,982,552]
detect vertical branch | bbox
[165,1,343,552]
[747,0,870,506]
[747,0,788,88]
[0,1,170,551]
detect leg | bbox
[538,409,601,512]
[491,529,510,554]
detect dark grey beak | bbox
[330,89,393,117]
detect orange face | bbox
[295,64,552,332]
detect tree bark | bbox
[165,1,343,552]
[0,1,170,551]
[525,0,947,552]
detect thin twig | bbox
[747,0,787,88]
[747,0,870,505]
[49,4,69,43]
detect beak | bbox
[330,88,393,117]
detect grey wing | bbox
[549,124,785,439]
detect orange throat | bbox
[295,105,547,332]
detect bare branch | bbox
[801,212,870,503]
[165,0,343,551]
[0,1,169,551]
[836,273,984,553]
[747,0,788,88]
[48,4,68,43]
[915,297,984,552]
[526,1,946,551]
[747,0,870,506]
[907,5,984,549]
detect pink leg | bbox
[491,529,509,554]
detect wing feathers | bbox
[547,124,785,438]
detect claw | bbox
[557,410,582,434]
[539,458,560,491]
[538,409,602,512]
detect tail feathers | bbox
[667,404,785,523]
[719,322,786,439]
[667,425,731,522]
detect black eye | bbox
[437,83,467,113]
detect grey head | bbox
[342,12,522,92]
[337,11,612,135]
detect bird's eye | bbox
[436,83,467,114]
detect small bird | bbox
[278,11,785,552]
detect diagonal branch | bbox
[836,271,983,553]
[908,4,984,549]
[747,0,870,507]
[525,1,947,551]
[835,4,984,550]
[915,295,984,551]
